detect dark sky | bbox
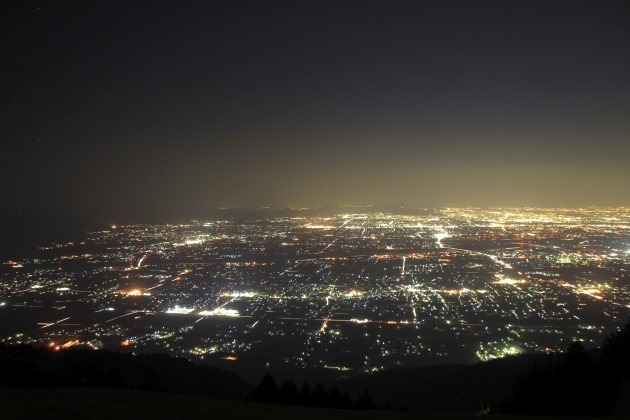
[2,0,629,220]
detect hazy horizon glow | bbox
[1,1,628,219]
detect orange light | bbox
[125,289,142,296]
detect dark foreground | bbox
[0,386,575,420]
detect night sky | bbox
[2,0,629,221]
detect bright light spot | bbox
[199,308,239,317]
[174,237,209,246]
[435,233,450,241]
[579,288,603,299]
[495,278,525,285]
[126,289,142,296]
[304,224,334,229]
[221,291,255,298]
[166,306,195,314]
[62,340,78,348]
[346,289,362,298]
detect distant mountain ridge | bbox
[0,213,101,260]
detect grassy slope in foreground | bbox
[0,387,569,420]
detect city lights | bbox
[0,207,627,376]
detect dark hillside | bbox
[0,386,563,420]
[340,355,549,412]
[0,345,251,400]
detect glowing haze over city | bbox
[1,1,629,219]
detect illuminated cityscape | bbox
[1,207,628,381]
[2,1,630,416]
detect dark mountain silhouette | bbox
[339,321,630,415]
[339,354,544,413]
[0,345,251,400]
[0,213,101,260]
[504,320,630,416]
[2,320,629,416]
[248,374,365,410]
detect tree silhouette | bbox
[328,385,348,409]
[250,373,279,403]
[299,382,312,406]
[600,320,630,415]
[558,341,599,415]
[355,389,375,410]
[506,321,630,416]
[312,383,329,407]
[279,378,299,405]
[505,341,599,415]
